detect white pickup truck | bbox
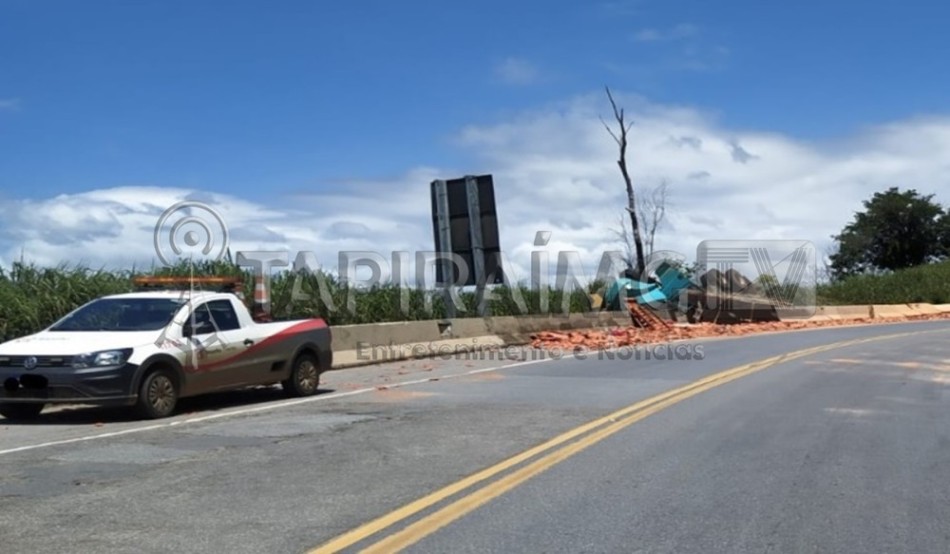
[0,278,333,421]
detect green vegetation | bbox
[817,260,950,306]
[816,186,950,305]
[829,187,950,280]
[0,261,595,342]
[4,256,950,342]
[0,263,135,342]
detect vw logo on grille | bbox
[23,356,38,370]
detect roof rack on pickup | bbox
[132,276,244,294]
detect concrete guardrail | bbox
[330,311,632,368]
[328,303,950,369]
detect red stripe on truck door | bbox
[184,319,327,372]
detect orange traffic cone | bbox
[253,275,271,321]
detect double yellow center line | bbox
[310,330,928,553]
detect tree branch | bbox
[599,116,621,145]
[603,85,646,273]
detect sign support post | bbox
[432,179,457,320]
[465,175,488,317]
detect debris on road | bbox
[626,299,671,329]
[606,262,791,325]
[531,311,950,351]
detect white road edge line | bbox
[2,319,943,457]
[0,357,557,457]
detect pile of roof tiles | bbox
[530,311,950,350]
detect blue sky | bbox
[1,0,949,277]
[3,0,947,200]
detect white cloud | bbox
[633,29,663,42]
[4,92,950,289]
[598,0,644,16]
[0,98,20,111]
[494,57,541,86]
[634,23,698,42]
[677,44,730,72]
[630,24,729,72]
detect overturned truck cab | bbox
[605,263,783,325]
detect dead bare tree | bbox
[610,180,670,265]
[601,86,646,274]
[637,179,669,259]
[611,213,637,270]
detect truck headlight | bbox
[72,349,133,368]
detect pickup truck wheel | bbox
[282,353,321,397]
[0,403,45,421]
[135,369,179,419]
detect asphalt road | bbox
[2,321,950,553]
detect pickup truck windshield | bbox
[49,298,186,331]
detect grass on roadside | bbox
[817,261,950,305]
[4,258,949,342]
[0,261,595,341]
